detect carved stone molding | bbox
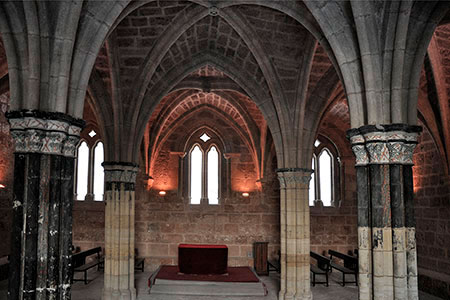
[7,115,83,157]
[277,168,313,188]
[103,162,139,184]
[347,125,421,166]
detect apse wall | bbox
[414,125,450,298]
[136,107,281,270]
[0,94,13,257]
[309,154,358,257]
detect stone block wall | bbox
[135,174,280,271]
[310,156,358,257]
[0,94,13,257]
[413,126,450,299]
[72,201,105,252]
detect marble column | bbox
[347,124,421,300]
[6,110,83,300]
[277,168,312,300]
[102,162,138,300]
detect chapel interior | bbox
[0,1,450,300]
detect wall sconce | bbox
[0,184,5,189]
[159,190,166,196]
[242,192,249,197]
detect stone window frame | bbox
[74,127,104,202]
[310,135,341,207]
[184,130,224,206]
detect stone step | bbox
[150,282,266,296]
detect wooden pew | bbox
[72,247,103,284]
[310,251,331,287]
[328,249,358,286]
[0,255,9,281]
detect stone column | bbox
[102,162,138,300]
[277,168,312,300]
[6,110,83,300]
[347,124,421,300]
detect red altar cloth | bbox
[178,244,228,275]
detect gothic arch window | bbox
[187,132,221,205]
[76,141,89,201]
[309,136,340,207]
[74,129,105,201]
[190,144,203,204]
[93,141,105,201]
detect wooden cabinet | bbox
[253,242,269,275]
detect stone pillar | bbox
[277,168,312,300]
[347,124,421,300]
[103,162,138,300]
[6,110,83,300]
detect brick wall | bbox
[72,202,105,252]
[310,156,358,257]
[0,93,13,257]
[135,181,280,271]
[310,96,358,257]
[414,125,450,299]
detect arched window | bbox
[93,142,105,201]
[309,136,340,207]
[74,129,105,201]
[76,141,89,201]
[207,146,219,204]
[309,156,316,206]
[188,132,221,205]
[190,145,203,204]
[319,149,333,206]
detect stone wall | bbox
[309,96,358,257]
[0,94,13,257]
[310,156,358,256]
[135,170,280,271]
[414,126,450,299]
[72,201,105,252]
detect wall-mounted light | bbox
[242,192,249,197]
[0,184,5,189]
[159,190,166,196]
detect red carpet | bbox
[153,265,260,283]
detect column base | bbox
[279,291,313,300]
[103,288,136,300]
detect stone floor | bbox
[0,270,445,300]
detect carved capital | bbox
[347,125,420,165]
[277,168,313,188]
[103,162,139,184]
[8,116,82,157]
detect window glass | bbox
[319,150,332,206]
[190,145,202,204]
[309,157,315,206]
[207,146,219,204]
[76,142,89,201]
[93,142,104,201]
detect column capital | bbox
[6,110,85,157]
[103,162,139,185]
[276,168,313,188]
[347,124,422,166]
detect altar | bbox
[178,244,228,275]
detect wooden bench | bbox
[0,255,9,281]
[72,247,103,284]
[268,250,280,274]
[268,259,280,273]
[328,249,358,286]
[310,251,331,286]
[135,258,145,272]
